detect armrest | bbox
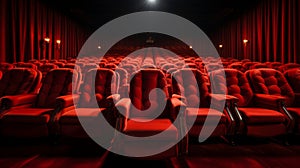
[254,94,286,107]
[170,97,186,109]
[115,98,131,131]
[209,94,239,104]
[115,98,131,119]
[1,94,37,110]
[56,94,80,109]
[170,97,186,119]
[172,94,186,102]
[106,94,120,102]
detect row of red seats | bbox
[0,65,299,158]
[0,56,299,158]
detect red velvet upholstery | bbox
[228,62,245,72]
[0,63,14,74]
[0,68,78,138]
[250,63,268,69]
[246,68,295,106]
[16,63,38,70]
[38,63,59,81]
[0,68,39,97]
[278,63,300,72]
[115,69,184,158]
[172,68,230,138]
[210,69,290,137]
[58,68,119,139]
[284,68,300,93]
[283,69,300,132]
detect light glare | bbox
[148,0,156,4]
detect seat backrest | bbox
[228,62,245,72]
[250,63,268,69]
[129,69,169,118]
[278,63,300,72]
[246,68,295,106]
[172,68,210,108]
[78,68,118,108]
[38,63,59,80]
[54,62,65,68]
[210,69,254,107]
[0,63,14,74]
[17,63,38,70]
[35,68,78,108]
[205,63,223,73]
[284,68,300,93]
[0,68,39,97]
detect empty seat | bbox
[57,68,120,141]
[284,69,300,133]
[0,68,79,138]
[217,68,294,138]
[115,69,186,159]
[0,68,41,104]
[172,68,235,146]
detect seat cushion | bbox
[124,119,178,140]
[287,107,300,116]
[186,108,227,125]
[1,107,52,124]
[238,107,286,124]
[59,108,105,124]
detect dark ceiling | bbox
[45,0,260,33]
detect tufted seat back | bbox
[211,69,254,107]
[172,68,210,108]
[35,68,78,108]
[0,68,39,97]
[78,68,118,108]
[129,69,169,117]
[105,63,118,70]
[228,62,245,72]
[246,68,295,106]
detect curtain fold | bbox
[209,0,300,63]
[0,0,90,63]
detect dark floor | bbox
[1,136,300,168]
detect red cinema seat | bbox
[210,69,291,141]
[224,68,294,139]
[0,68,79,138]
[172,68,235,147]
[115,69,186,159]
[0,68,41,102]
[284,69,300,133]
[57,68,120,141]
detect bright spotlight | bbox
[147,0,156,4]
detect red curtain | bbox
[0,0,90,63]
[209,0,300,63]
